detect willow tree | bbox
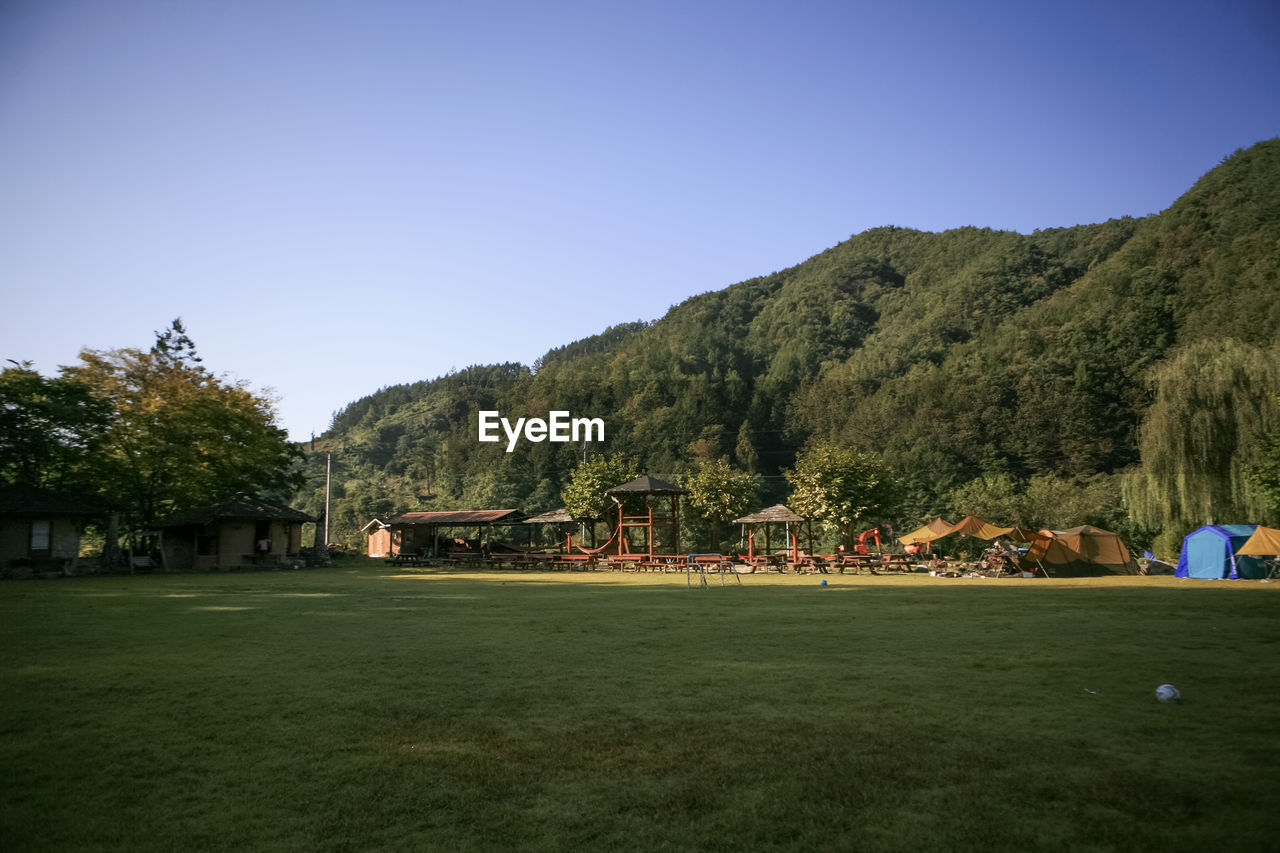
[1123,338,1280,553]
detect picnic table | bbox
[791,555,833,574]
[739,554,787,573]
[551,554,598,571]
[391,550,432,567]
[835,554,917,573]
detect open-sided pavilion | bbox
[387,509,525,557]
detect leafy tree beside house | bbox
[0,360,111,491]
[56,319,304,538]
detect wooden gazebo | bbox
[606,475,686,558]
[733,504,808,564]
[522,508,577,552]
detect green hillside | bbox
[298,141,1280,556]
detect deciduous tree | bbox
[62,320,303,533]
[560,452,640,543]
[0,360,111,490]
[785,442,900,547]
[680,457,760,550]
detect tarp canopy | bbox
[1176,525,1267,579]
[943,515,1015,540]
[898,518,952,545]
[1236,525,1280,556]
[899,515,1014,544]
[1020,525,1138,576]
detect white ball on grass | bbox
[1155,684,1181,703]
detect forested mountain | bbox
[297,140,1280,556]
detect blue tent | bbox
[1175,525,1267,579]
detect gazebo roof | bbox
[733,504,805,524]
[606,475,686,496]
[523,508,575,524]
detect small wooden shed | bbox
[362,518,392,557]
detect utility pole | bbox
[324,452,331,547]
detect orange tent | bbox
[1236,525,1280,556]
[1021,525,1138,576]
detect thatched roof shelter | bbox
[605,475,686,496]
[733,504,805,524]
[732,504,808,561]
[522,508,575,524]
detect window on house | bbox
[196,535,217,556]
[30,520,51,554]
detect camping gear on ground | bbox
[1175,525,1266,579]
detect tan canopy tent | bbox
[1236,525,1280,556]
[1020,525,1138,576]
[898,518,953,545]
[907,515,1015,543]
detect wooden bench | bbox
[792,555,833,574]
[548,554,595,571]
[606,554,647,572]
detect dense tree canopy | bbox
[680,457,760,551]
[785,443,900,547]
[0,360,111,491]
[58,320,303,533]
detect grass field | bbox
[2,561,1278,851]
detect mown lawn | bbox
[2,562,1278,851]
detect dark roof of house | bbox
[733,504,806,524]
[154,496,316,527]
[387,509,525,526]
[0,486,104,516]
[605,475,686,496]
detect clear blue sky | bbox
[2,0,1277,440]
